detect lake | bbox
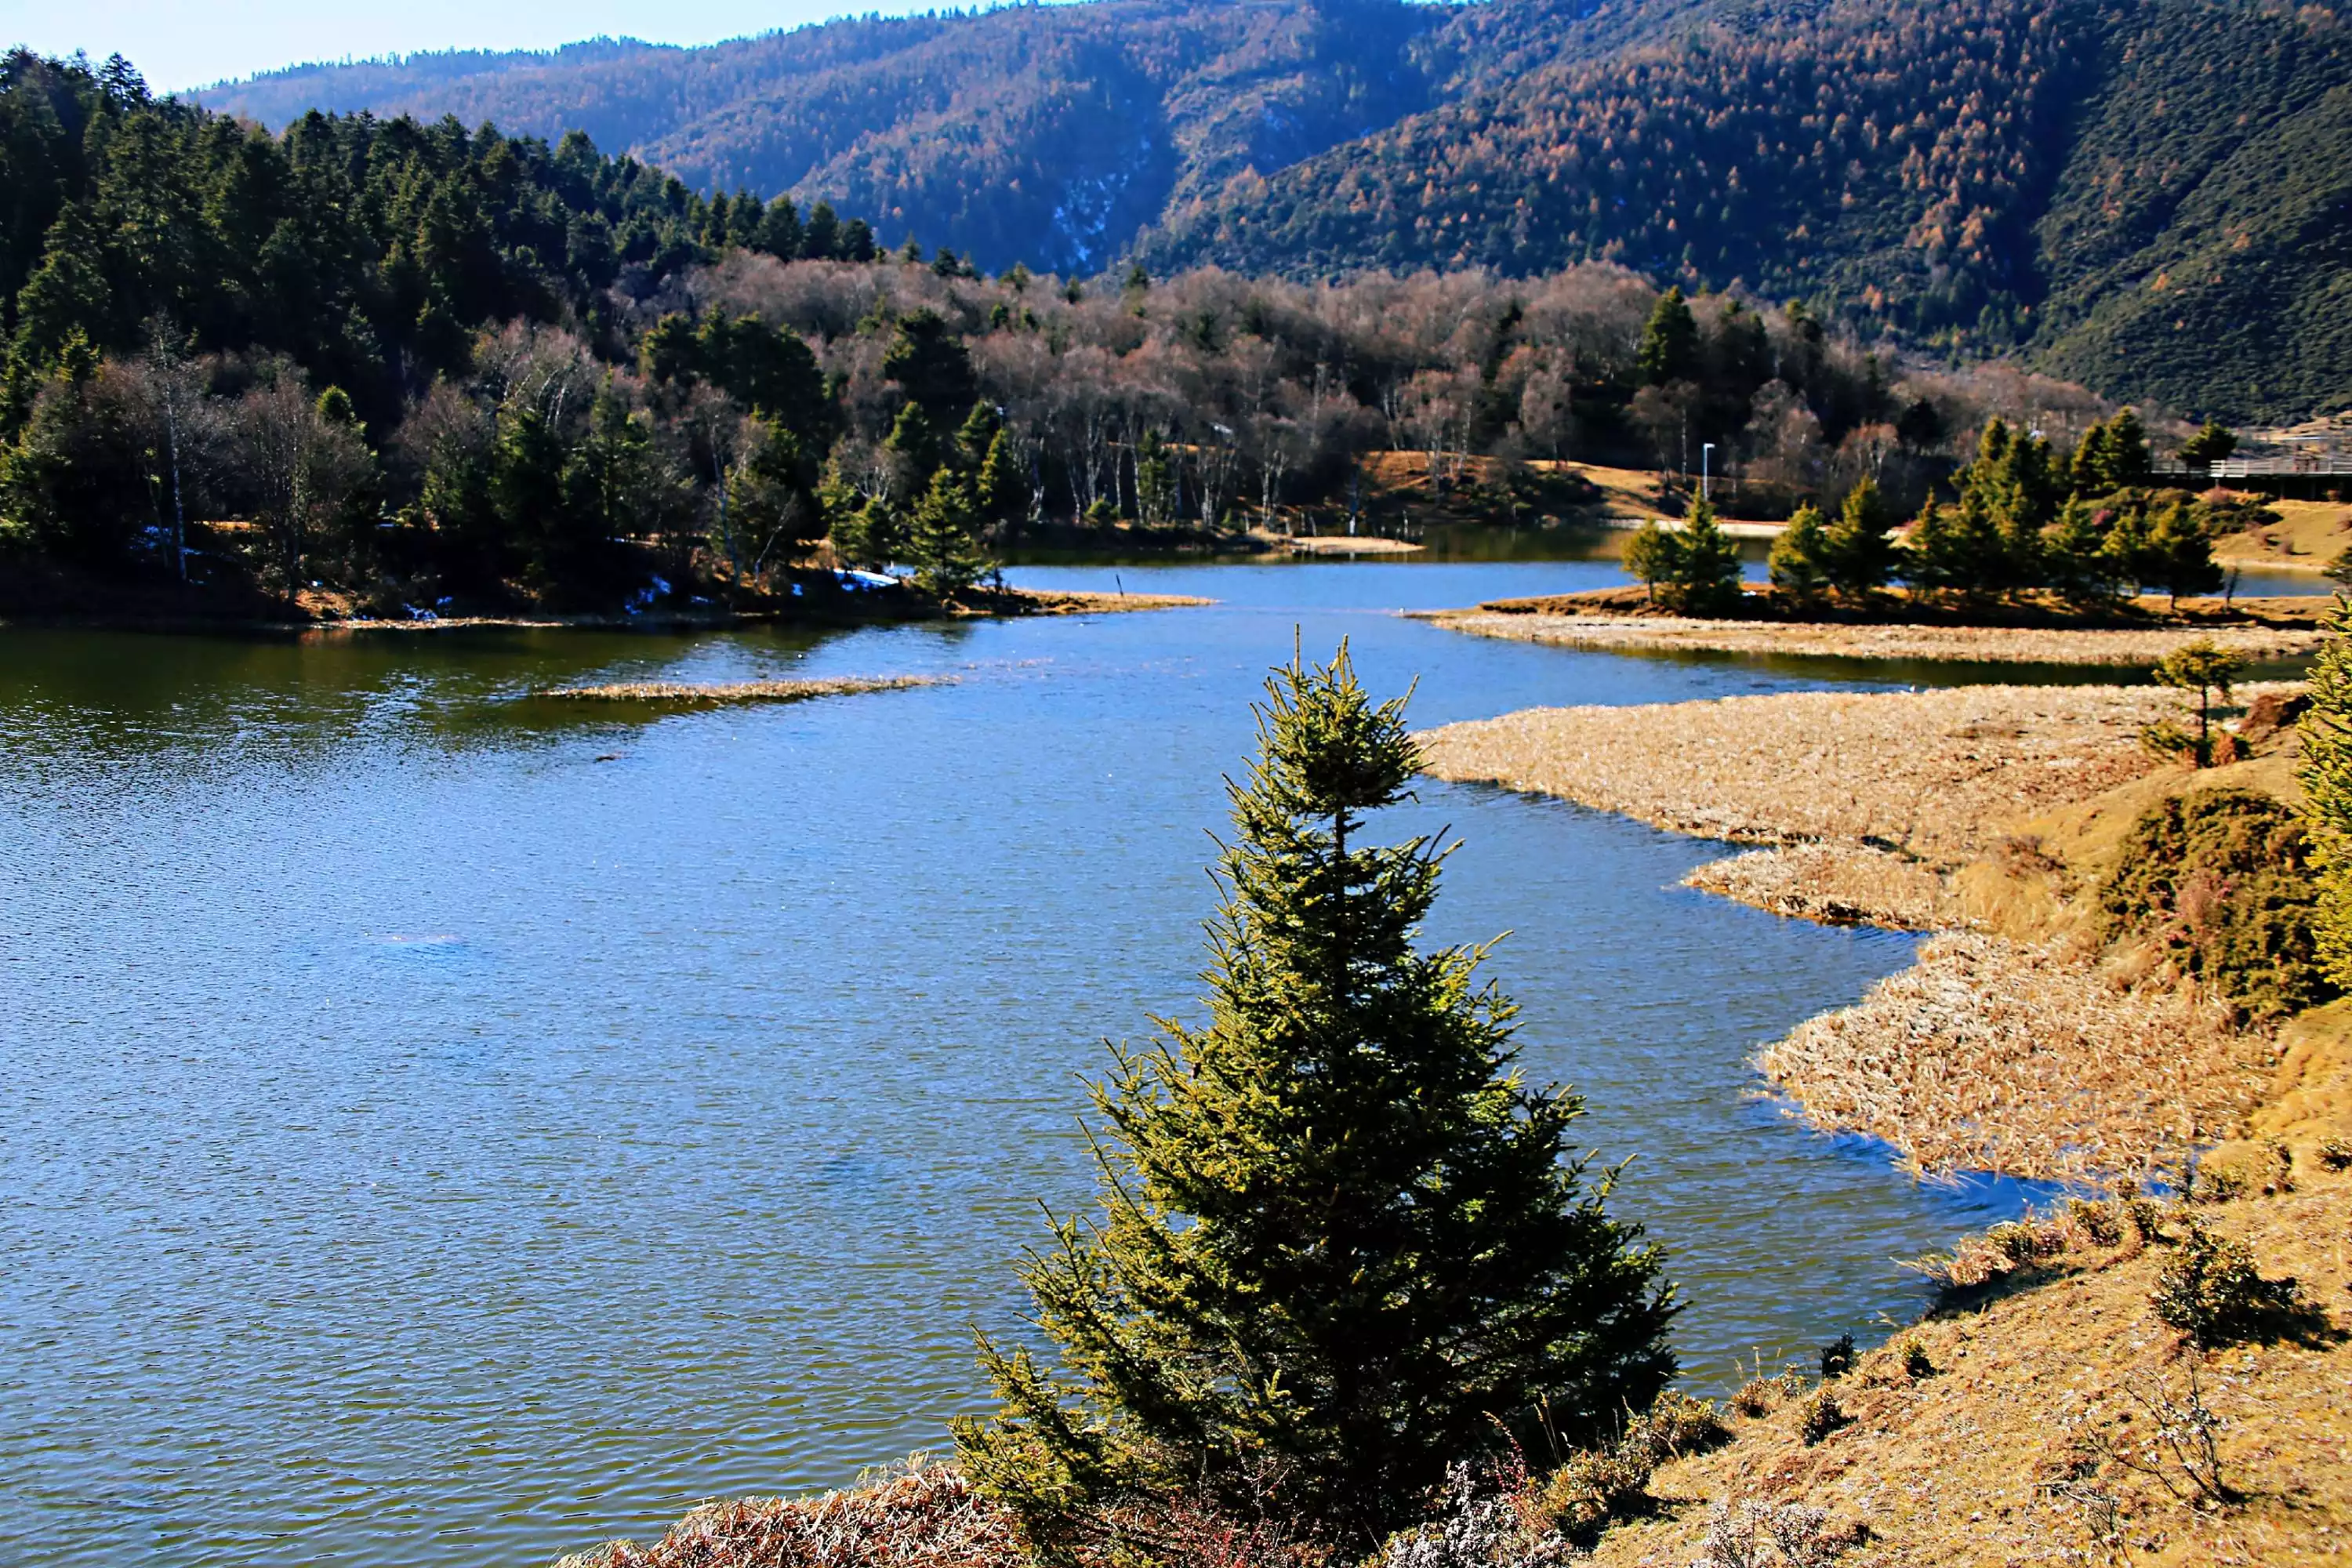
[2,557,2119,1566]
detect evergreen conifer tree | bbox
[956,398,1001,469]
[956,648,1677,1553]
[2178,423,2238,473]
[2148,497,2223,608]
[2299,599,2352,987]
[2045,496,2121,604]
[1901,501,1964,600]
[1767,503,1831,606]
[1664,492,1742,614]
[884,399,940,477]
[1946,492,2007,601]
[1821,477,1896,602]
[1622,520,1678,604]
[2103,503,2158,597]
[2153,641,2245,768]
[904,466,986,596]
[1636,286,1699,386]
[977,427,1027,526]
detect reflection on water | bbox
[8,561,2064,1567]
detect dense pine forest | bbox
[204,0,2352,422]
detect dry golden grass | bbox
[1421,684,2310,1178]
[1755,933,2274,1180]
[535,676,943,706]
[1685,844,1958,931]
[996,589,1214,615]
[1250,532,1425,555]
[2212,496,2352,574]
[1417,684,2227,864]
[1423,609,2327,665]
[557,1461,1023,1568]
[1588,1178,2352,1568]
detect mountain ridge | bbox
[196,0,2352,419]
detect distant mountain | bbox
[1145,0,2352,422]
[201,0,2352,420]
[197,0,1724,277]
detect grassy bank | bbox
[533,676,945,708]
[1421,592,2327,666]
[1589,1174,2352,1567]
[0,575,1211,635]
[1417,683,2314,1180]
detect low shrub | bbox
[1896,1338,1936,1380]
[1730,1370,1807,1418]
[1620,1389,1730,1464]
[2321,1138,2352,1172]
[1377,1461,1572,1568]
[1527,1390,1730,1548]
[1537,1448,1653,1545]
[1797,1388,1849,1446]
[2124,1195,2169,1243]
[1817,1333,1856,1381]
[2151,1218,2307,1345]
[2190,1162,2249,1203]
[2066,1197,2123,1247]
[1694,1497,1843,1568]
[566,1460,1025,1568]
[1989,1218,2068,1267]
[2097,788,2332,1018]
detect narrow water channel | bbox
[1,558,2130,1566]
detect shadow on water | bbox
[0,558,2185,1568]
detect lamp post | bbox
[1701,442,1715,503]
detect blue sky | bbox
[0,0,940,93]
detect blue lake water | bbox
[4,558,2071,1566]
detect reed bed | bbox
[535,675,944,706]
[1423,610,2325,666]
[1007,590,1215,615]
[1683,844,1958,931]
[1754,933,2273,1180]
[1417,684,2230,862]
[560,1462,1022,1568]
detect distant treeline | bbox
[1627,411,2258,616]
[3,49,2203,615]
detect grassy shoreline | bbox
[0,584,1212,637]
[1419,593,2329,666]
[1416,683,2310,1181]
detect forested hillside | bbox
[205,0,2352,421]
[1149,0,2352,421]
[13,46,2085,623]
[198,0,1722,279]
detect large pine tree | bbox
[955,646,1677,1554]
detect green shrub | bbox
[1987,1218,2068,1267]
[2067,1197,2123,1247]
[2151,1219,2307,1345]
[2190,1163,2249,1203]
[1534,1392,1726,1547]
[1898,1338,1936,1380]
[2097,787,2332,1017]
[1817,1332,1856,1381]
[1619,1390,1729,1465]
[1797,1388,1849,1446]
[1537,1446,1654,1544]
